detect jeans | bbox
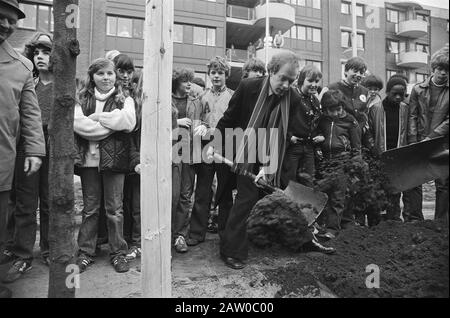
[319,176,347,232]
[8,155,49,261]
[189,163,234,242]
[77,168,128,259]
[123,174,141,248]
[172,163,195,240]
[435,177,449,221]
[281,143,315,188]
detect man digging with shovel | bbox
[208,52,335,270]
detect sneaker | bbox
[0,250,16,265]
[2,260,33,284]
[111,255,129,273]
[76,254,94,273]
[126,246,141,260]
[207,222,218,234]
[174,236,188,253]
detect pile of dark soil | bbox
[265,220,449,298]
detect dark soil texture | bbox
[265,220,449,298]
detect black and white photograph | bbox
[0,0,448,302]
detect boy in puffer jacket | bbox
[316,90,361,235]
[318,90,361,159]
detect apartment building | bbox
[8,0,449,90]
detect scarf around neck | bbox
[233,76,289,187]
[95,87,116,101]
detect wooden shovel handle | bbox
[212,153,279,193]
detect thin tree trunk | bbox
[48,0,79,298]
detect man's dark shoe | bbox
[0,285,12,298]
[76,254,94,273]
[220,254,246,270]
[303,240,336,255]
[112,255,129,273]
[0,249,16,265]
[2,260,33,284]
[186,237,204,247]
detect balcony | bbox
[254,2,295,34]
[397,50,428,69]
[396,19,428,38]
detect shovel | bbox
[381,136,449,193]
[212,153,328,226]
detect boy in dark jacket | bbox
[369,76,423,222]
[409,46,449,221]
[281,64,323,188]
[318,91,361,159]
[317,90,361,234]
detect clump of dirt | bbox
[247,192,314,251]
[265,220,449,298]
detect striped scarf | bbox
[233,77,289,187]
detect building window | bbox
[299,60,322,72]
[297,26,305,40]
[193,26,216,46]
[356,33,364,49]
[173,24,183,43]
[133,19,144,38]
[285,25,321,42]
[284,0,306,7]
[117,18,132,38]
[341,30,364,49]
[416,13,429,23]
[311,0,321,9]
[341,2,350,14]
[107,16,117,36]
[387,40,399,54]
[285,0,320,8]
[17,3,53,31]
[341,2,364,17]
[386,70,399,80]
[416,43,429,54]
[107,16,144,39]
[416,73,427,83]
[312,28,321,42]
[386,9,402,23]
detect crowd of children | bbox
[1,28,448,283]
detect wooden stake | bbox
[141,0,174,298]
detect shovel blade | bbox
[381,137,449,193]
[283,181,328,226]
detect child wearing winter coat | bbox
[74,58,136,273]
[317,90,361,235]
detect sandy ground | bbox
[0,179,440,298]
